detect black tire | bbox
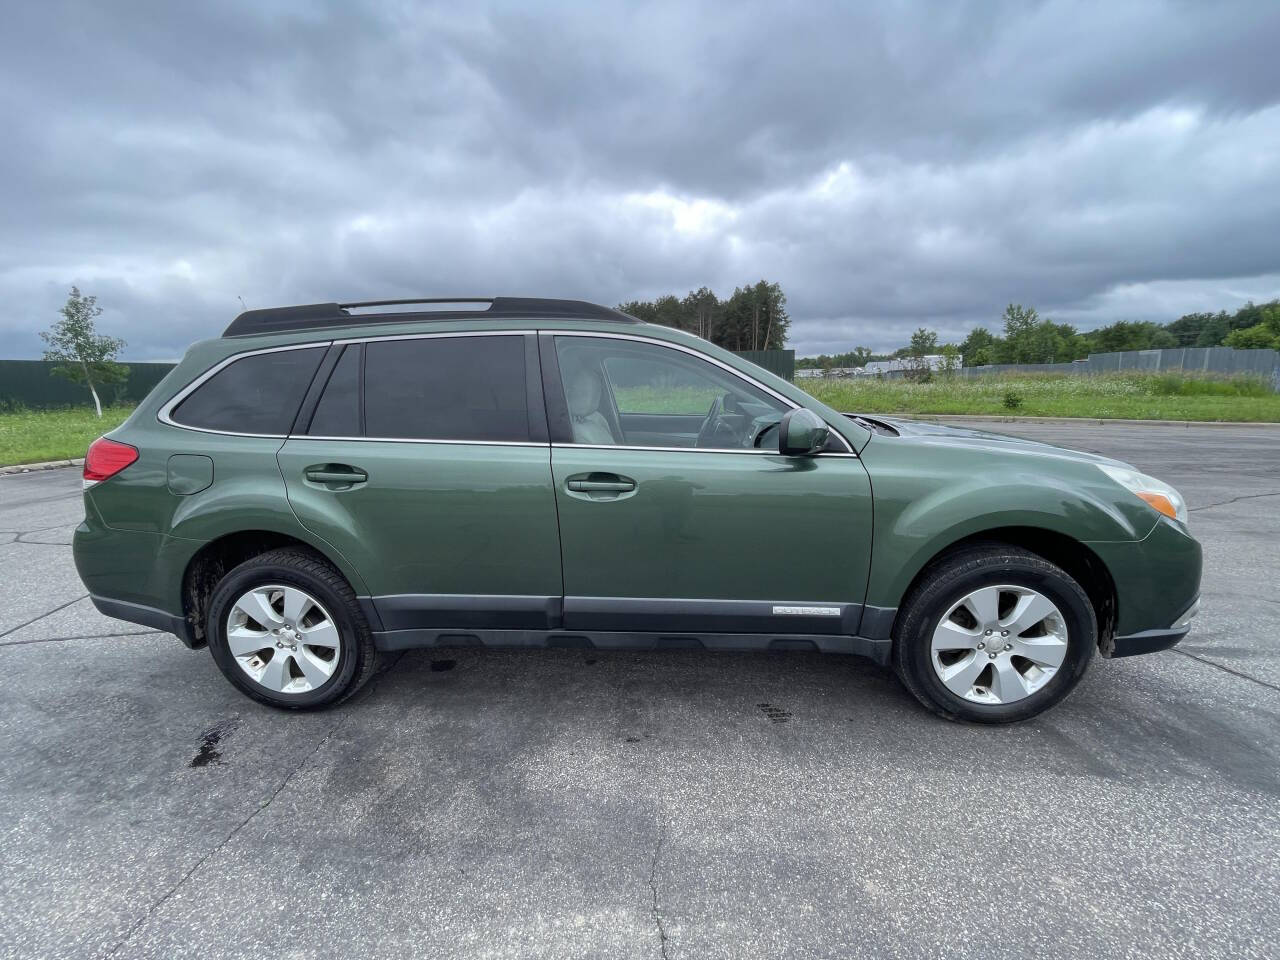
[892,544,1096,723]
[206,548,378,710]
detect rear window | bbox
[171,347,324,435]
[364,335,528,441]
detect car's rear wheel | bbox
[892,544,1096,723]
[206,548,378,709]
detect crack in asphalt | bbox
[102,653,405,958]
[0,594,89,640]
[0,491,82,507]
[0,629,161,648]
[649,827,670,960]
[1173,649,1280,694]
[1190,490,1280,513]
[103,719,347,958]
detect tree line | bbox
[618,281,790,351]
[799,298,1280,369]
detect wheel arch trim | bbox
[179,527,373,647]
[874,524,1120,650]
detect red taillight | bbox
[84,437,139,483]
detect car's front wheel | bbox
[206,548,378,709]
[892,544,1096,723]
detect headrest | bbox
[565,366,602,418]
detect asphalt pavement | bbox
[1,421,1278,960]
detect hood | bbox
[846,414,1131,469]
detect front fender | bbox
[863,439,1157,610]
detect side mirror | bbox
[778,408,830,456]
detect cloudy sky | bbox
[3,0,1278,360]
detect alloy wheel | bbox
[225,584,341,694]
[930,584,1069,704]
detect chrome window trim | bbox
[548,329,856,454]
[157,341,332,438]
[551,442,857,458]
[298,435,548,448]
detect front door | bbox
[544,333,874,640]
[278,332,563,635]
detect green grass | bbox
[0,405,135,466]
[798,371,1280,422]
[613,385,722,414]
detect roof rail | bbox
[222,297,640,337]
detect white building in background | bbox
[796,367,854,378]
[797,355,951,378]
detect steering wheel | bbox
[695,395,730,448]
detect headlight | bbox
[1098,464,1188,525]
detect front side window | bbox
[364,335,529,441]
[553,336,789,449]
[171,347,324,434]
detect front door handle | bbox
[304,464,368,488]
[567,479,635,493]
[565,472,637,500]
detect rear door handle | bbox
[304,464,368,487]
[567,479,635,493]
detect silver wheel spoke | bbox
[963,586,1001,626]
[939,653,986,697]
[227,625,269,657]
[989,658,1028,701]
[282,587,312,625]
[259,651,292,691]
[1002,592,1057,636]
[299,620,340,649]
[1013,636,1068,669]
[931,584,1070,705]
[932,619,982,652]
[296,648,335,686]
[234,589,284,629]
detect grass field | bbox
[0,405,134,467]
[800,371,1280,422]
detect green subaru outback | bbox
[73,298,1201,722]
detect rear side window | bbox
[308,344,361,437]
[364,335,528,441]
[171,347,324,434]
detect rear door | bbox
[277,331,563,635]
[544,332,875,640]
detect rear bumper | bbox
[74,502,203,648]
[89,595,198,647]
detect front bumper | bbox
[1111,596,1200,657]
[1088,515,1202,657]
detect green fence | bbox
[0,360,177,410]
[732,349,795,381]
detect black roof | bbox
[222,297,640,337]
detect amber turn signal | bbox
[1137,491,1179,520]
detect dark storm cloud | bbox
[1,0,1277,359]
